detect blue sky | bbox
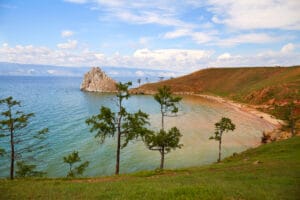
[0,0,300,72]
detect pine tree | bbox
[144,127,182,169]
[86,82,151,175]
[154,85,182,130]
[63,151,89,177]
[0,96,48,179]
[209,117,235,162]
[145,86,183,169]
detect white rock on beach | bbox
[80,67,117,92]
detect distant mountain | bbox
[0,62,183,83]
[0,62,86,77]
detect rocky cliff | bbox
[80,67,117,92]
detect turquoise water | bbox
[0,76,275,178]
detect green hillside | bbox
[1,137,299,199]
[132,66,300,105]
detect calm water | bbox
[0,76,275,178]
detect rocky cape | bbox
[80,67,117,92]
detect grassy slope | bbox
[1,137,299,200]
[134,66,300,104]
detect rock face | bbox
[80,67,117,92]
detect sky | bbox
[0,0,300,73]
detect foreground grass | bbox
[1,137,300,200]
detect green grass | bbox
[1,137,300,199]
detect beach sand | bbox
[194,94,284,128]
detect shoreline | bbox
[192,94,284,128]
[130,89,284,129]
[180,93,287,146]
[131,88,290,144]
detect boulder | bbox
[80,67,117,92]
[261,129,292,143]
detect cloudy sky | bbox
[0,0,300,72]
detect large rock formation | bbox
[80,67,117,92]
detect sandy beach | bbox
[131,89,284,129]
[194,94,284,128]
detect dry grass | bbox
[132,66,300,105]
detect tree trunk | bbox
[218,138,222,163]
[10,129,14,180]
[160,147,165,169]
[161,106,164,130]
[115,98,123,175]
[116,126,121,175]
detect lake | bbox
[0,76,275,177]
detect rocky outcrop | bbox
[261,129,293,143]
[80,67,117,92]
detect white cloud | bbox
[218,53,231,60]
[57,40,78,49]
[163,30,280,46]
[210,43,300,67]
[94,0,124,7]
[94,53,105,59]
[64,0,86,4]
[61,30,74,38]
[163,29,216,44]
[65,0,196,29]
[114,10,193,28]
[258,43,297,58]
[134,48,211,61]
[64,0,300,31]
[63,0,299,49]
[0,44,213,72]
[281,43,295,54]
[214,33,279,46]
[1,43,298,72]
[192,32,215,44]
[132,48,213,71]
[207,0,300,30]
[164,29,191,39]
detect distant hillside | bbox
[133,66,300,105]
